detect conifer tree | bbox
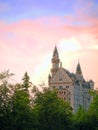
[22,72,30,91]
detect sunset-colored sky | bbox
[0,0,98,88]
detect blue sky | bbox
[1,0,98,22]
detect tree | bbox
[22,72,30,91]
[11,84,33,130]
[0,70,14,130]
[74,106,90,130]
[33,89,74,130]
[88,90,98,130]
[0,71,37,130]
[73,90,98,130]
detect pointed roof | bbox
[48,73,51,78]
[76,62,82,74]
[50,67,73,84]
[53,45,58,57]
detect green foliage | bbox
[88,90,98,130]
[0,70,14,81]
[11,87,34,130]
[0,70,14,130]
[34,90,73,130]
[73,90,98,130]
[0,71,35,130]
[0,70,98,130]
[22,72,30,91]
[74,106,90,130]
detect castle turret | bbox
[89,79,94,89]
[76,62,82,74]
[48,73,51,85]
[51,46,60,76]
[76,62,83,81]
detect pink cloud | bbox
[0,12,98,87]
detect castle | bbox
[48,46,94,112]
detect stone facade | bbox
[48,46,94,112]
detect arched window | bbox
[64,91,66,94]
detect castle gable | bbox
[50,67,73,84]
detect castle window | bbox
[53,86,56,89]
[59,78,62,81]
[59,86,63,89]
[64,91,66,94]
[66,86,69,88]
[64,97,66,100]
[69,98,71,101]
[69,92,71,95]
[59,91,61,94]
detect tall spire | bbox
[53,45,58,57]
[76,62,82,74]
[76,62,83,81]
[51,45,60,76]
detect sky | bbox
[0,0,98,88]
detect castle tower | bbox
[51,46,60,76]
[76,62,83,81]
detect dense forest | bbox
[0,70,98,130]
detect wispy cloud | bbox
[0,0,98,87]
